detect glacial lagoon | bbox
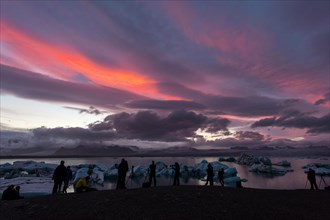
[1,156,330,196]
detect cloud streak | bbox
[1,64,146,109]
[251,111,330,134]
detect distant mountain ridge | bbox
[52,145,137,156]
[1,144,329,158]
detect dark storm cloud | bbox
[89,110,230,141]
[124,100,206,110]
[251,112,330,134]
[157,82,302,117]
[315,92,330,105]
[1,64,146,108]
[64,106,107,115]
[32,127,116,141]
[234,131,266,141]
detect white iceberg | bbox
[249,164,292,175]
[258,156,272,165]
[273,160,291,167]
[302,163,330,175]
[237,153,259,166]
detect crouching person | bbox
[75,176,98,193]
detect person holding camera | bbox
[307,168,318,190]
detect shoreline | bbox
[1,186,329,220]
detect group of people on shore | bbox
[53,159,323,193]
[52,160,73,194]
[1,185,23,201]
[1,160,325,201]
[116,160,230,189]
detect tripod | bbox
[125,166,135,187]
[319,174,328,188]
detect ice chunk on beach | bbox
[223,176,242,185]
[224,167,238,178]
[130,165,148,177]
[73,167,104,185]
[210,161,229,171]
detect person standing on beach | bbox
[173,162,180,186]
[149,161,157,187]
[52,160,66,194]
[14,186,24,199]
[1,185,16,200]
[218,168,224,187]
[307,168,318,190]
[62,166,73,193]
[116,159,129,189]
[205,163,214,186]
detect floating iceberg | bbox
[218,157,236,162]
[223,176,246,186]
[249,164,292,176]
[302,163,330,175]
[237,153,293,176]
[273,160,291,167]
[237,153,260,166]
[258,156,272,166]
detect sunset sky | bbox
[1,1,329,150]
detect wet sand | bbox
[0,186,329,220]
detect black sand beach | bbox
[1,186,329,220]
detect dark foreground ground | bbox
[0,186,329,220]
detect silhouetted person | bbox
[52,160,66,194]
[1,185,16,200]
[173,162,180,186]
[307,168,318,190]
[149,161,157,187]
[62,166,73,193]
[218,168,224,187]
[131,165,135,178]
[205,163,214,186]
[75,176,97,192]
[35,167,40,177]
[88,164,94,176]
[116,159,129,189]
[14,186,24,199]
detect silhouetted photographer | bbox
[307,168,318,190]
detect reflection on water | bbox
[1,156,329,190]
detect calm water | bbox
[1,156,329,190]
